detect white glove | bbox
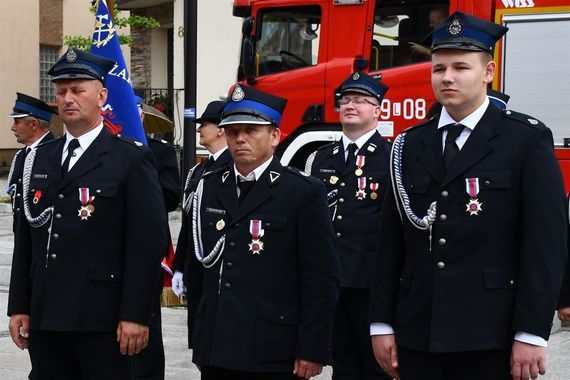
[172,271,185,296]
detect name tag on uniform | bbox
[319,169,336,174]
[32,174,48,179]
[205,207,226,215]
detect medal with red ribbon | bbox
[78,187,96,220]
[33,190,43,204]
[465,178,483,215]
[370,182,379,200]
[355,155,365,176]
[356,177,367,200]
[248,219,265,254]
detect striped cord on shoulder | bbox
[304,150,318,175]
[182,162,200,213]
[6,150,21,196]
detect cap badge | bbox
[66,49,78,63]
[231,84,245,102]
[448,17,463,36]
[352,72,360,81]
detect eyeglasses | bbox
[338,96,379,106]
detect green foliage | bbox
[63,1,160,51]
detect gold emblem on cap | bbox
[352,72,360,80]
[216,219,225,231]
[66,48,78,63]
[448,17,462,36]
[232,84,245,102]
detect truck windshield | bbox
[255,6,321,76]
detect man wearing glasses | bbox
[305,71,391,380]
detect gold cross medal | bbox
[465,178,483,216]
[248,219,265,254]
[356,177,367,200]
[78,187,95,220]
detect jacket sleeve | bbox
[7,212,33,316]
[556,195,570,308]
[294,181,340,364]
[369,175,406,325]
[155,143,181,212]
[119,148,168,325]
[513,127,568,340]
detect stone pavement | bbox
[0,176,568,379]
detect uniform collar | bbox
[29,131,51,150]
[234,155,273,182]
[211,146,228,161]
[63,122,104,153]
[341,128,377,153]
[438,97,489,131]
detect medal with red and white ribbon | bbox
[369,182,379,200]
[248,219,265,254]
[78,187,96,220]
[465,178,483,215]
[355,155,366,176]
[33,190,43,204]
[356,177,367,200]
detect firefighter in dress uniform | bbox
[369,12,567,380]
[7,48,168,379]
[305,71,391,380]
[7,93,57,233]
[185,84,340,379]
[172,100,231,299]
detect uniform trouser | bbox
[29,330,133,380]
[397,345,512,380]
[332,287,391,380]
[201,366,302,380]
[132,279,165,379]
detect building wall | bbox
[0,0,132,168]
[151,28,168,88]
[0,0,40,159]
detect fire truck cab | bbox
[233,0,570,189]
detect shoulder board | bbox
[203,165,227,179]
[284,166,313,182]
[316,141,337,152]
[115,133,145,148]
[502,110,545,129]
[37,137,60,148]
[402,116,436,134]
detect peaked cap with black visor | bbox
[431,11,508,54]
[219,84,287,127]
[336,70,388,104]
[48,48,116,85]
[10,93,57,123]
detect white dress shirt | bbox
[61,123,104,172]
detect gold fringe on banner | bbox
[161,287,183,307]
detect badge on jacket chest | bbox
[78,188,95,220]
[356,177,367,200]
[465,178,483,216]
[249,220,265,254]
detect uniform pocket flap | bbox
[483,268,516,289]
[251,215,288,230]
[258,302,299,326]
[88,265,122,282]
[406,176,431,194]
[79,182,118,198]
[466,170,511,189]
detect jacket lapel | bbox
[216,168,239,221]
[329,140,346,176]
[442,106,499,186]
[42,137,65,185]
[417,124,445,185]
[234,158,282,223]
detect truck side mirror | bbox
[241,16,256,82]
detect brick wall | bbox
[40,0,63,46]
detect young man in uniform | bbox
[305,71,391,380]
[370,12,567,380]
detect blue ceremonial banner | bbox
[91,0,147,144]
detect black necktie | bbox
[238,179,255,204]
[62,139,80,177]
[442,124,465,171]
[346,143,358,167]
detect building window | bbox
[40,45,59,102]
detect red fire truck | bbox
[232,0,570,189]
